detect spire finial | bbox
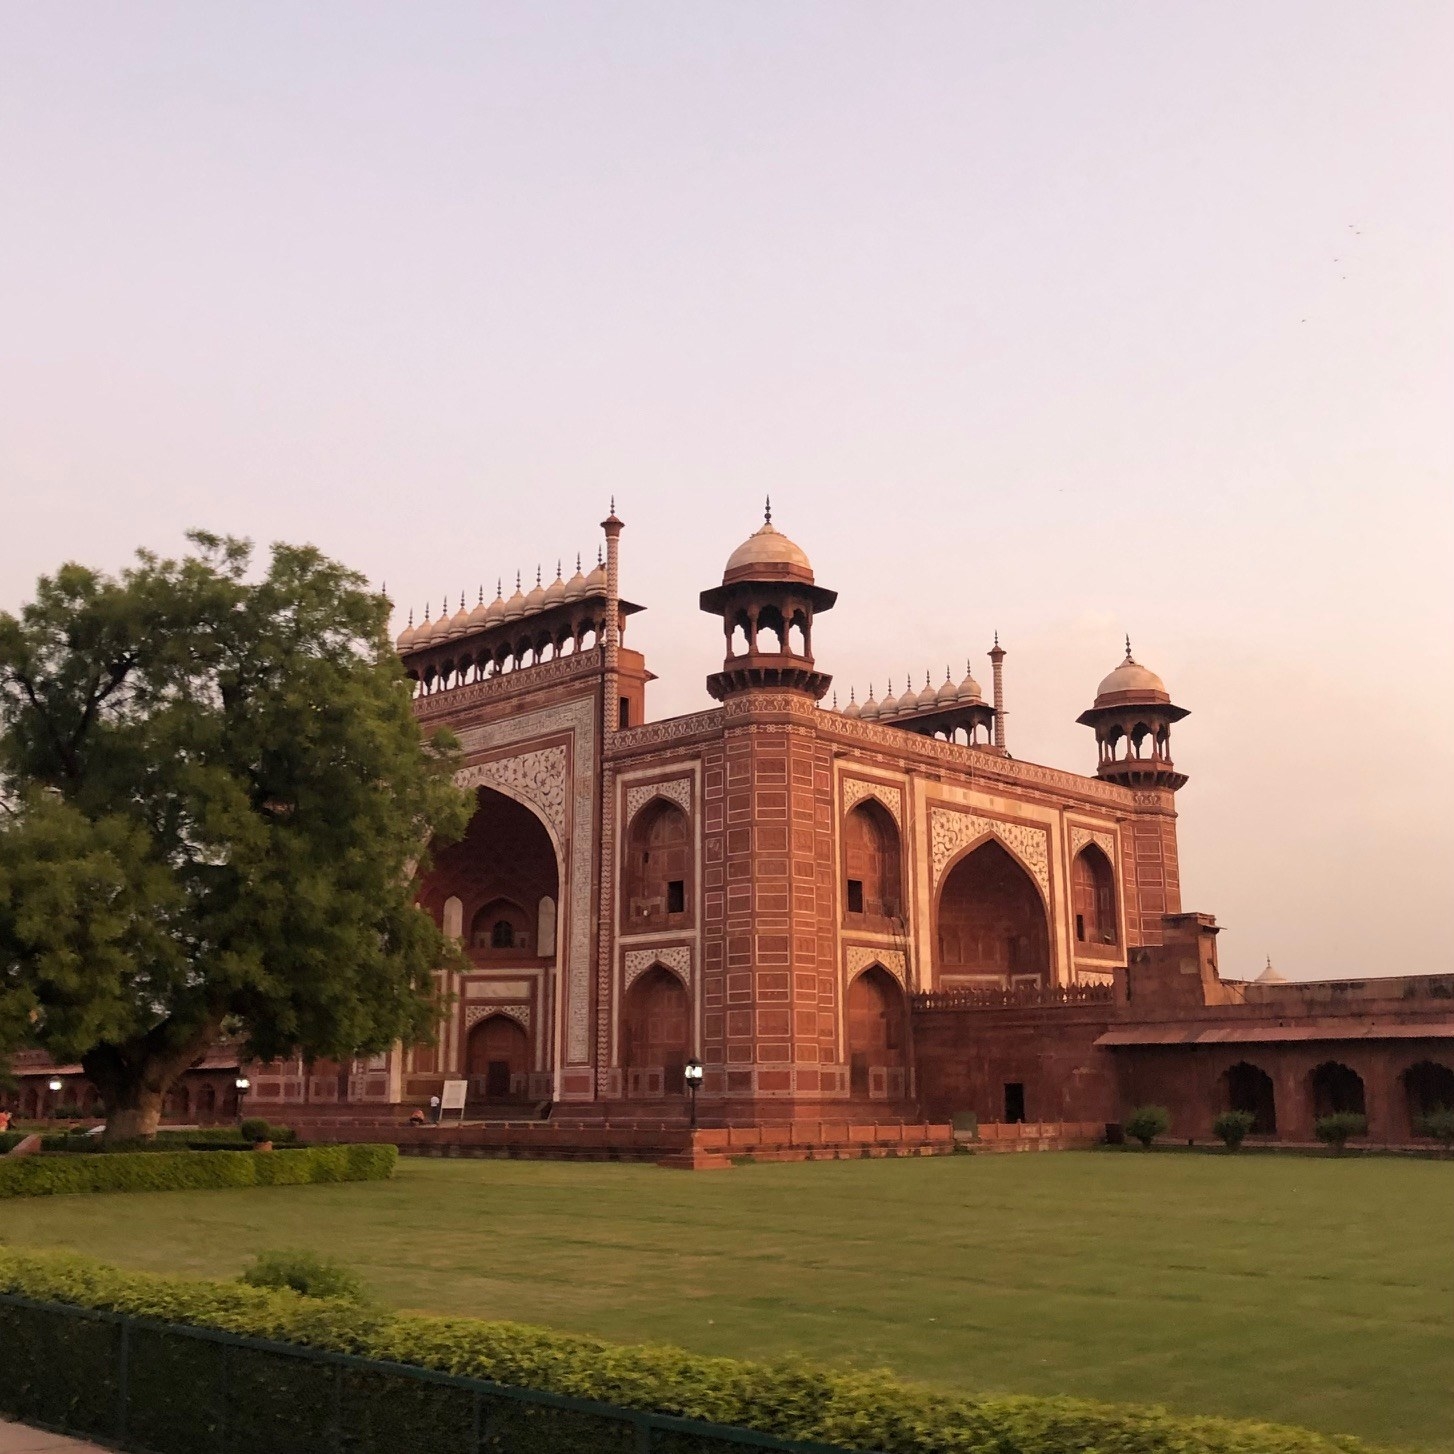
[610,494,615,513]
[597,545,603,565]
[515,571,521,590]
[849,686,856,703]
[576,552,582,571]
[556,559,562,579]
[478,585,484,604]
[497,577,502,597]
[764,494,772,524]
[407,609,413,627]
[832,690,839,710]
[1125,633,1133,660]
[995,631,1000,648]
[536,565,542,588]
[459,592,465,610]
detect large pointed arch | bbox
[934,837,1051,986]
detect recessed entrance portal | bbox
[846,965,906,1099]
[466,1014,530,1101]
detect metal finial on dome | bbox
[478,586,484,604]
[849,686,856,702]
[576,553,582,571]
[610,494,615,513]
[597,546,603,565]
[764,494,772,524]
[516,571,522,590]
[407,609,413,626]
[1125,633,1133,660]
[556,559,562,578]
[832,691,838,710]
[497,578,503,596]
[536,566,542,587]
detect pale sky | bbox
[2,3,1451,980]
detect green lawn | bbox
[4,1151,1449,1451]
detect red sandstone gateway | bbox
[14,507,1453,1147]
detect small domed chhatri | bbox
[721,497,816,586]
[1093,637,1171,707]
[1077,635,1189,790]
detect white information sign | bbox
[440,1079,468,1121]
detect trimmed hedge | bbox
[0,1144,395,1199]
[0,1247,1385,1454]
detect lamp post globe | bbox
[47,1078,62,1121]
[234,1076,250,1124]
[683,1058,704,1129]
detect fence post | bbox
[116,1318,130,1445]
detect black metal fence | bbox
[0,1293,858,1454]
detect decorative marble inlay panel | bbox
[612,709,724,749]
[456,746,568,845]
[625,776,692,827]
[623,944,692,992]
[930,806,1050,899]
[464,1002,531,1033]
[845,945,907,987]
[414,649,604,719]
[1069,825,1118,862]
[842,777,902,827]
[455,696,596,1064]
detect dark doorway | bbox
[1310,1061,1366,1118]
[1004,1082,1026,1123]
[1225,1062,1277,1134]
[485,1060,511,1099]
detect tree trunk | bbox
[83,1016,223,1147]
[102,1089,165,1143]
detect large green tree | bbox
[0,533,469,1141]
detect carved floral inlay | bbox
[845,945,907,987]
[1070,825,1118,862]
[464,1003,532,1033]
[623,945,692,992]
[625,776,692,827]
[456,746,568,845]
[930,806,1050,899]
[842,777,903,827]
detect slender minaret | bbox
[601,497,624,719]
[989,633,1007,750]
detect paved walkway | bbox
[0,1422,110,1452]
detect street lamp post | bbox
[683,1058,704,1130]
[234,1076,251,1125]
[47,1078,62,1122]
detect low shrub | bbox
[1212,1110,1258,1150]
[1314,1113,1367,1153]
[1124,1106,1171,1148]
[0,1247,1392,1454]
[0,1144,396,1199]
[240,1249,371,1303]
[239,1117,272,1144]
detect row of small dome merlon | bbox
[395,553,607,653]
[829,665,987,720]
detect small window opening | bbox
[1004,1082,1026,1123]
[618,697,631,728]
[490,920,515,949]
[1075,913,1086,942]
[666,880,685,914]
[846,879,864,914]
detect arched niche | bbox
[623,798,692,931]
[1071,844,1117,948]
[1223,1061,1276,1134]
[843,799,903,922]
[936,838,1049,986]
[470,896,532,953]
[1310,1061,1366,1118]
[1402,1061,1454,1134]
[466,1013,531,1100]
[621,965,691,1098]
[846,965,906,1099]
